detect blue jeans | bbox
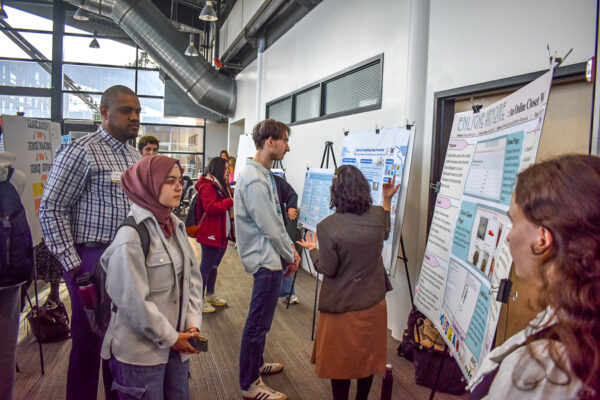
[109,350,190,400]
[239,268,283,390]
[279,267,296,298]
[63,244,116,400]
[199,244,226,295]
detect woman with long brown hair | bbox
[469,154,600,399]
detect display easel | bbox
[288,141,337,340]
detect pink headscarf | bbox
[121,155,182,238]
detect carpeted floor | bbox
[14,241,469,400]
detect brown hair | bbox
[137,135,159,151]
[252,119,290,149]
[330,165,372,215]
[514,154,600,397]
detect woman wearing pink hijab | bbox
[100,155,204,400]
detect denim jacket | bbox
[234,159,294,274]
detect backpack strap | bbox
[119,216,150,258]
[6,167,14,182]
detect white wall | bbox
[205,120,229,159]
[229,0,599,340]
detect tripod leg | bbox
[286,269,298,309]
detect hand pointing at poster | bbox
[382,175,400,211]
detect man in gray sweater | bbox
[235,120,299,400]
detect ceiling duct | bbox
[65,0,236,118]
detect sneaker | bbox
[202,302,216,313]
[259,362,284,375]
[241,377,287,400]
[279,295,299,305]
[205,293,227,306]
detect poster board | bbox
[298,168,335,232]
[414,70,553,380]
[234,134,256,182]
[341,127,414,272]
[1,115,62,244]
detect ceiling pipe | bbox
[65,0,236,118]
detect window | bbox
[266,54,383,125]
[62,35,137,66]
[0,95,50,118]
[266,98,292,124]
[294,86,320,121]
[63,65,136,92]
[0,60,51,88]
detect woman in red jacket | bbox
[195,157,234,314]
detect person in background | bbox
[297,165,399,400]
[220,149,230,160]
[101,155,204,399]
[195,157,234,314]
[273,174,300,304]
[137,135,160,156]
[235,120,300,400]
[228,156,236,187]
[468,154,600,400]
[39,85,142,400]
[0,152,33,400]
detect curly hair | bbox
[137,135,159,151]
[513,154,600,398]
[330,165,372,215]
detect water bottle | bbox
[76,272,98,309]
[380,363,393,400]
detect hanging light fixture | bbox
[184,33,199,57]
[199,1,217,22]
[89,30,100,48]
[0,1,8,19]
[73,0,90,21]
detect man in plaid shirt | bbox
[39,85,142,400]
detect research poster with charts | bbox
[414,69,553,381]
[341,127,411,272]
[1,115,62,244]
[298,168,335,232]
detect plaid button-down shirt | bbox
[39,126,141,271]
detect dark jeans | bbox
[331,376,374,400]
[0,285,20,400]
[63,244,116,400]
[109,350,190,400]
[199,244,226,295]
[239,268,283,390]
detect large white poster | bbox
[414,70,553,380]
[1,115,62,244]
[341,127,412,271]
[234,134,256,182]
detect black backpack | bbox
[0,167,34,287]
[85,216,150,337]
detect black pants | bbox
[331,375,374,400]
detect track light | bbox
[184,34,199,57]
[73,0,89,21]
[199,1,217,22]
[0,1,8,19]
[89,30,100,49]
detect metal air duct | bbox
[65,0,236,118]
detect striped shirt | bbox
[39,126,141,271]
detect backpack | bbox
[185,193,206,238]
[0,167,34,287]
[85,216,150,337]
[397,307,466,395]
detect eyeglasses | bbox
[163,177,184,187]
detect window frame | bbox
[266,54,383,126]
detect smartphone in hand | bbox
[188,336,208,352]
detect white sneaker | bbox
[279,295,299,305]
[241,377,287,400]
[259,362,284,375]
[202,302,216,313]
[205,293,227,306]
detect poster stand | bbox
[287,141,337,340]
